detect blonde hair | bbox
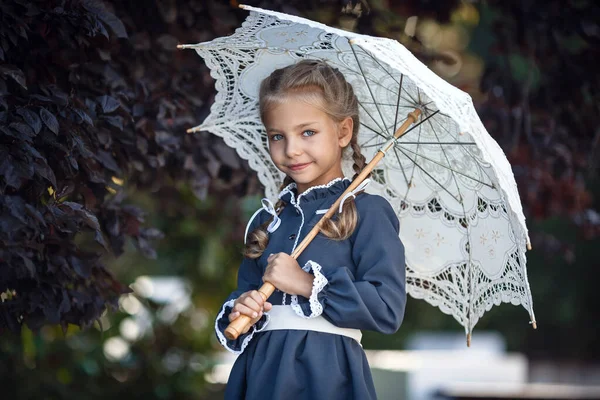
[244,59,367,259]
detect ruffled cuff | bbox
[215,299,270,354]
[290,260,329,318]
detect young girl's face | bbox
[264,96,353,194]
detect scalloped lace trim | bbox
[290,260,329,319]
[277,177,351,206]
[215,299,270,355]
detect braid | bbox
[243,176,293,259]
[350,134,367,180]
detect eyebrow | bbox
[267,122,318,133]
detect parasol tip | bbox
[186,127,197,134]
[238,3,247,9]
[531,320,537,329]
[176,44,184,49]
[466,333,471,347]
[527,242,532,251]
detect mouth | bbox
[288,162,311,171]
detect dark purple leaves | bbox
[97,95,120,113]
[0,65,27,89]
[16,108,42,134]
[82,0,128,38]
[39,108,59,135]
[74,108,94,126]
[102,115,123,131]
[0,0,221,336]
[9,122,35,140]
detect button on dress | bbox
[215,177,406,400]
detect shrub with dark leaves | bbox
[0,0,274,334]
[0,0,141,333]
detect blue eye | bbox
[303,130,316,137]
[271,134,283,141]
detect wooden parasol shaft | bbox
[224,109,421,340]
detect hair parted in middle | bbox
[244,59,368,259]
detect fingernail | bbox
[252,312,258,318]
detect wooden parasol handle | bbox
[224,109,421,340]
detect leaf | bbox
[132,103,144,117]
[9,122,35,140]
[17,251,36,277]
[142,227,165,240]
[30,94,51,102]
[42,303,60,324]
[97,95,120,113]
[74,108,94,126]
[82,0,128,38]
[95,18,109,39]
[48,85,69,106]
[67,155,78,171]
[21,142,45,162]
[58,290,71,314]
[16,108,42,134]
[0,126,17,139]
[96,150,121,173]
[94,230,108,251]
[69,256,91,279]
[5,195,28,225]
[135,236,157,259]
[62,201,108,251]
[39,108,59,134]
[0,65,27,89]
[72,136,94,157]
[102,115,123,131]
[24,203,47,228]
[34,160,57,187]
[1,160,23,189]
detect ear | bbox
[338,117,354,147]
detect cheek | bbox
[268,145,283,162]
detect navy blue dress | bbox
[215,177,406,400]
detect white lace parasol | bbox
[179,5,536,339]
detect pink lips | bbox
[289,162,311,171]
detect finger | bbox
[234,304,259,319]
[228,311,240,322]
[241,296,262,312]
[249,290,265,306]
[263,302,273,311]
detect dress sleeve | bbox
[214,211,270,354]
[294,195,406,334]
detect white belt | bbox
[262,305,362,344]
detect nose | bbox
[285,137,302,158]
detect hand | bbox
[229,290,273,334]
[264,253,314,298]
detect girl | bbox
[215,59,406,400]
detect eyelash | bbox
[270,130,316,141]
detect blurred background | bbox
[0,0,599,399]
